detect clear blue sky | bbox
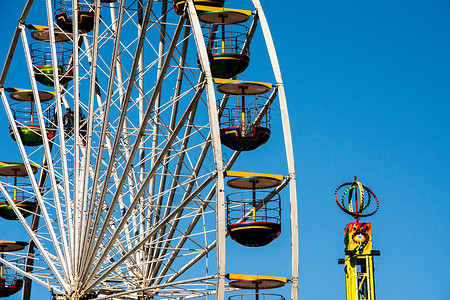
[1,1,449,300]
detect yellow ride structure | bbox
[335,178,380,300]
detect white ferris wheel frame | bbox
[0,0,299,300]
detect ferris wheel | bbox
[0,1,298,300]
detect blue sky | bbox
[273,1,450,299]
[1,1,449,300]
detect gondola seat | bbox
[34,65,73,87]
[228,221,281,247]
[0,201,37,220]
[56,10,95,33]
[10,125,55,146]
[220,125,270,151]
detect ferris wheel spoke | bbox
[22,147,64,300]
[53,91,74,255]
[241,14,259,57]
[87,13,188,264]
[253,87,278,127]
[147,101,203,280]
[82,0,127,249]
[152,186,216,286]
[147,0,168,201]
[84,172,216,294]
[157,25,192,188]
[76,36,142,273]
[84,83,203,287]
[102,223,144,280]
[78,0,102,259]
[154,90,201,209]
[152,150,242,284]
[149,80,204,227]
[19,25,72,246]
[82,1,157,272]
[39,0,84,280]
[150,148,241,285]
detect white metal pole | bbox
[251,2,299,299]
[185,1,226,299]
[20,25,73,285]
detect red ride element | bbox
[335,180,379,219]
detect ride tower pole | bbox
[335,178,380,300]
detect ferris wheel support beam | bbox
[79,35,137,269]
[0,0,34,87]
[78,0,102,279]
[147,101,210,282]
[19,24,74,285]
[83,14,187,286]
[83,169,215,294]
[251,2,299,299]
[241,13,258,57]
[185,1,227,299]
[153,149,241,286]
[138,0,147,263]
[85,72,202,287]
[81,0,151,279]
[43,0,75,280]
[153,13,191,251]
[82,0,127,261]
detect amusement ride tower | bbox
[335,178,380,300]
